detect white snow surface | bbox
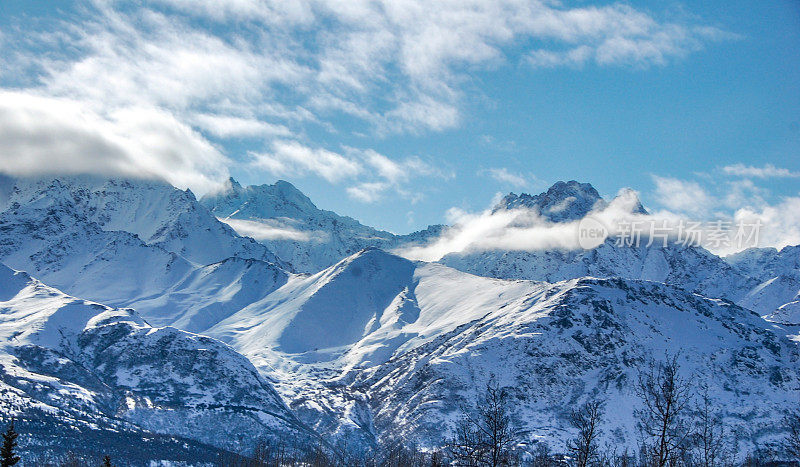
[0,263,310,452]
[200,177,443,273]
[0,175,798,455]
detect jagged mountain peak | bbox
[0,174,281,267]
[201,180,444,273]
[204,178,319,220]
[494,180,605,222]
[226,175,243,192]
[613,186,649,215]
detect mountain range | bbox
[0,174,797,463]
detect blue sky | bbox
[0,0,798,235]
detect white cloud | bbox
[396,188,649,261]
[485,167,528,188]
[524,5,731,68]
[339,148,451,203]
[0,91,228,193]
[721,179,768,210]
[396,182,800,260]
[652,175,714,216]
[218,217,322,242]
[382,96,461,133]
[733,196,800,253]
[0,0,731,197]
[247,141,448,203]
[722,163,800,179]
[347,182,391,203]
[3,0,727,140]
[360,150,407,184]
[251,141,362,183]
[355,148,448,183]
[191,114,291,138]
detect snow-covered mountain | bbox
[0,176,285,307]
[726,245,800,324]
[0,174,798,460]
[200,178,444,273]
[493,180,646,221]
[354,275,799,452]
[0,263,311,461]
[103,247,798,452]
[439,181,800,320]
[441,241,759,308]
[1,175,282,266]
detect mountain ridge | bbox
[0,174,798,460]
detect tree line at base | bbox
[2,357,798,466]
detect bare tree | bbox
[692,385,728,467]
[635,355,693,467]
[448,378,518,466]
[598,447,633,467]
[449,415,484,466]
[530,442,554,467]
[566,400,604,467]
[480,380,516,466]
[784,409,800,463]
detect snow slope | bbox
[727,245,800,324]
[1,175,798,457]
[354,276,799,453]
[114,248,798,452]
[200,178,443,273]
[1,176,281,266]
[0,263,311,457]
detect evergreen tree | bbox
[0,419,20,467]
[101,455,113,467]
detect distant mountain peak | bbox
[207,179,319,220]
[494,180,604,222]
[612,187,649,215]
[226,176,243,192]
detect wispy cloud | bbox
[0,0,731,193]
[722,163,800,179]
[396,188,648,261]
[346,182,392,203]
[346,149,452,203]
[525,5,733,68]
[191,114,292,139]
[4,0,728,138]
[484,167,529,188]
[218,217,323,242]
[651,175,714,216]
[734,196,800,253]
[250,141,362,183]
[396,179,800,260]
[248,141,449,203]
